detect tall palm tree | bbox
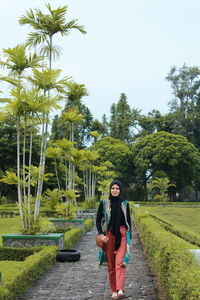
[0,44,43,231]
[27,68,70,221]
[19,3,87,69]
[66,82,88,107]
[0,44,43,77]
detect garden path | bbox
[16,222,158,300]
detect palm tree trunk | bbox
[55,158,61,191]
[83,170,86,200]
[85,169,89,201]
[92,172,96,199]
[23,122,27,228]
[34,112,45,222]
[27,120,33,230]
[16,117,24,230]
[89,168,92,201]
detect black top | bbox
[96,200,132,238]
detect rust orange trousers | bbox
[105,226,127,292]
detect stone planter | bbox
[77,213,95,219]
[77,209,96,219]
[2,233,64,249]
[49,219,85,233]
[79,209,96,213]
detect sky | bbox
[0,0,200,121]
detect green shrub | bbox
[134,209,200,300]
[64,227,82,249]
[84,219,94,232]
[0,286,12,300]
[0,247,40,261]
[0,246,57,299]
[39,220,57,234]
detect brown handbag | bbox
[96,235,106,249]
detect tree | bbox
[0,44,43,232]
[65,82,88,106]
[78,149,99,203]
[64,82,90,147]
[115,93,132,142]
[132,131,200,190]
[137,110,175,137]
[147,177,176,202]
[91,118,108,137]
[61,108,83,194]
[0,44,42,77]
[109,103,117,138]
[102,114,109,136]
[109,93,140,143]
[166,64,200,148]
[27,68,69,222]
[19,3,86,69]
[50,114,62,141]
[93,136,132,185]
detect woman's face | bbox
[110,184,120,197]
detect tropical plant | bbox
[147,177,176,202]
[42,188,63,210]
[0,44,44,233]
[19,3,86,69]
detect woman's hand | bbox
[99,234,109,243]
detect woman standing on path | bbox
[96,180,132,300]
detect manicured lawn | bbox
[0,217,21,246]
[145,206,200,238]
[0,261,24,282]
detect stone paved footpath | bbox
[17,223,158,300]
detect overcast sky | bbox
[0,0,200,120]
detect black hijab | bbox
[108,180,124,250]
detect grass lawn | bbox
[0,261,24,283]
[0,217,21,246]
[145,206,200,238]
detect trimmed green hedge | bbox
[133,201,200,206]
[64,227,82,249]
[0,287,12,300]
[134,209,200,300]
[64,218,94,248]
[0,247,41,261]
[85,219,94,232]
[0,246,57,300]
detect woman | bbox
[96,180,131,300]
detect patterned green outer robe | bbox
[98,199,131,266]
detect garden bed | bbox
[0,246,57,300]
[0,218,94,299]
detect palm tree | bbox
[79,149,100,202]
[19,3,87,69]
[27,68,70,221]
[0,44,43,77]
[147,177,176,202]
[61,108,83,210]
[66,82,88,107]
[55,138,76,217]
[0,44,43,232]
